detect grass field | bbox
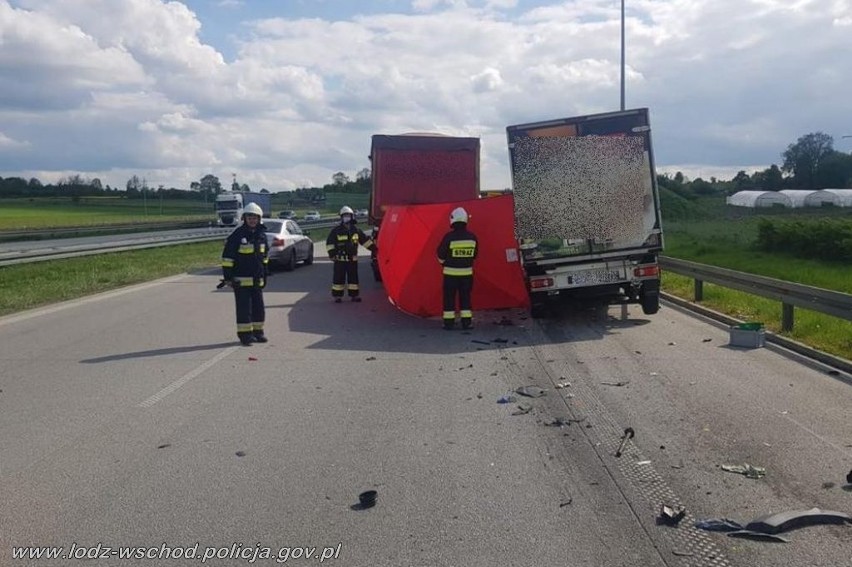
[661,211,852,360]
[0,197,211,230]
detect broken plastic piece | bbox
[721,463,766,479]
[727,530,789,543]
[601,381,630,387]
[497,395,517,404]
[694,518,744,532]
[555,381,571,389]
[512,404,532,415]
[492,338,509,343]
[516,385,547,398]
[471,339,490,345]
[745,508,852,534]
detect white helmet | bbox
[243,202,263,218]
[449,207,469,225]
[339,205,354,216]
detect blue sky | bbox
[1,0,851,192]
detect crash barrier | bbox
[659,256,852,332]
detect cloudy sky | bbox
[1,0,850,192]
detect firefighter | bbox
[326,205,376,302]
[221,202,269,346]
[436,207,478,330]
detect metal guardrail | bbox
[0,221,211,242]
[659,256,852,331]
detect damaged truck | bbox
[506,108,664,318]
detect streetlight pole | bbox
[620,0,625,111]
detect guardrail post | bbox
[694,279,704,302]
[782,303,794,332]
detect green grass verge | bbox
[0,241,221,317]
[662,217,852,360]
[0,198,211,230]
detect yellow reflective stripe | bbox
[332,284,345,291]
[263,259,269,264]
[362,239,374,248]
[336,235,349,241]
[237,323,253,332]
[260,244,266,253]
[252,322,264,331]
[238,245,254,254]
[326,244,335,251]
[443,267,473,276]
[460,310,473,318]
[235,277,255,286]
[449,240,476,249]
[442,311,456,320]
[221,258,235,267]
[348,284,359,290]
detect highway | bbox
[1,242,850,566]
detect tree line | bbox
[1,133,848,201]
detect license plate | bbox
[569,269,623,286]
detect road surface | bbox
[1,243,850,566]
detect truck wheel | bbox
[283,250,297,272]
[640,291,660,315]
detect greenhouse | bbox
[778,190,817,208]
[804,188,852,207]
[726,190,792,208]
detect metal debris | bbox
[721,463,766,479]
[601,381,630,387]
[659,504,686,526]
[615,427,635,457]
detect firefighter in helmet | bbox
[326,206,376,302]
[436,207,478,330]
[221,202,269,345]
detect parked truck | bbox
[506,108,664,317]
[368,133,481,280]
[215,191,272,226]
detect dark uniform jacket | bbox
[326,221,375,261]
[436,227,478,276]
[221,223,268,286]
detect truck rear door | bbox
[506,108,662,263]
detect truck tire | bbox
[640,291,660,315]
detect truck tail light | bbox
[530,277,554,289]
[634,265,660,278]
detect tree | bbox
[240,183,251,193]
[731,170,754,192]
[751,164,784,190]
[198,174,223,194]
[332,171,350,186]
[259,188,269,194]
[126,175,142,192]
[782,132,834,190]
[814,151,852,188]
[356,168,371,182]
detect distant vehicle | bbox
[263,219,314,271]
[355,209,369,219]
[277,210,296,219]
[303,211,321,221]
[215,192,272,227]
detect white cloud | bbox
[1,0,850,192]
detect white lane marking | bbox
[138,346,238,408]
[0,275,193,327]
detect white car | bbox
[303,211,321,221]
[263,220,314,271]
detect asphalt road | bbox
[1,243,850,567]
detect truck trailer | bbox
[368,133,481,281]
[215,191,272,226]
[506,108,664,318]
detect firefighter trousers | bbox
[332,259,360,297]
[442,275,473,326]
[234,285,265,339]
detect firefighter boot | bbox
[253,332,268,343]
[443,319,455,331]
[238,333,254,346]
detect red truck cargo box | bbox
[369,134,480,224]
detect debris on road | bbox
[745,508,852,534]
[671,550,693,557]
[248,356,258,361]
[512,404,532,416]
[497,394,517,404]
[355,490,377,510]
[668,342,677,346]
[658,504,686,526]
[471,340,490,346]
[822,482,835,489]
[615,427,635,457]
[365,356,376,361]
[157,443,171,449]
[497,317,514,326]
[555,381,571,389]
[727,531,789,543]
[492,338,509,344]
[544,417,585,427]
[694,518,743,532]
[235,451,246,457]
[702,338,713,342]
[601,381,630,387]
[721,463,766,479]
[847,469,852,484]
[559,498,573,507]
[516,385,547,398]
[636,460,652,465]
